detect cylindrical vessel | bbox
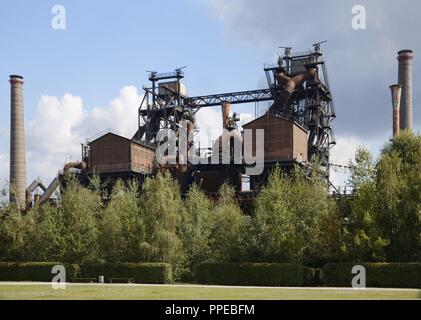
[397,50,414,131]
[9,75,27,209]
[222,101,231,130]
[390,84,402,136]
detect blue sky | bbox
[0,0,420,186]
[0,0,267,121]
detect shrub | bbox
[0,262,79,282]
[196,263,313,287]
[81,263,172,284]
[322,263,421,288]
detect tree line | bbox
[0,131,420,280]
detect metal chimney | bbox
[397,49,414,131]
[222,101,231,130]
[9,75,27,209]
[390,84,402,136]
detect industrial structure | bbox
[75,43,337,198]
[9,75,27,209]
[7,46,415,209]
[390,49,415,135]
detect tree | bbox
[139,172,185,277]
[99,180,145,262]
[0,207,26,261]
[341,147,389,262]
[375,131,421,261]
[25,203,63,262]
[208,183,250,262]
[58,177,101,263]
[347,147,376,190]
[252,163,335,265]
[179,185,213,276]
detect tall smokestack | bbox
[390,84,402,136]
[397,49,414,131]
[9,75,27,209]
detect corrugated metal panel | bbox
[88,132,155,174]
[243,114,308,162]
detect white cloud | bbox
[195,107,223,148]
[28,94,84,157]
[25,86,143,183]
[83,86,141,140]
[195,106,254,150]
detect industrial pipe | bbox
[269,66,317,114]
[63,161,87,172]
[222,101,231,130]
[38,161,87,206]
[26,179,47,208]
[390,84,402,137]
[397,49,414,131]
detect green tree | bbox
[375,131,421,261]
[99,179,146,262]
[341,148,389,262]
[179,185,213,277]
[252,163,334,265]
[139,172,185,277]
[208,183,250,262]
[25,203,63,262]
[0,207,26,261]
[347,147,376,190]
[58,177,101,263]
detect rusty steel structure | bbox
[390,84,402,136]
[8,44,340,209]
[134,44,336,185]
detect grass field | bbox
[0,283,420,300]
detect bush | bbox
[0,262,79,282]
[81,263,172,284]
[322,263,421,288]
[196,263,313,287]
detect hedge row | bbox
[0,262,172,284]
[0,262,79,282]
[1,262,419,288]
[196,263,314,287]
[323,263,421,289]
[81,263,172,284]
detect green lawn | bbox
[0,283,420,300]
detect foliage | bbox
[342,132,421,263]
[99,180,145,263]
[1,132,420,281]
[322,263,421,288]
[375,132,421,262]
[81,262,172,284]
[208,183,251,263]
[179,185,214,279]
[58,177,102,263]
[347,147,376,190]
[0,262,79,282]
[196,262,311,287]
[138,172,186,277]
[252,163,335,265]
